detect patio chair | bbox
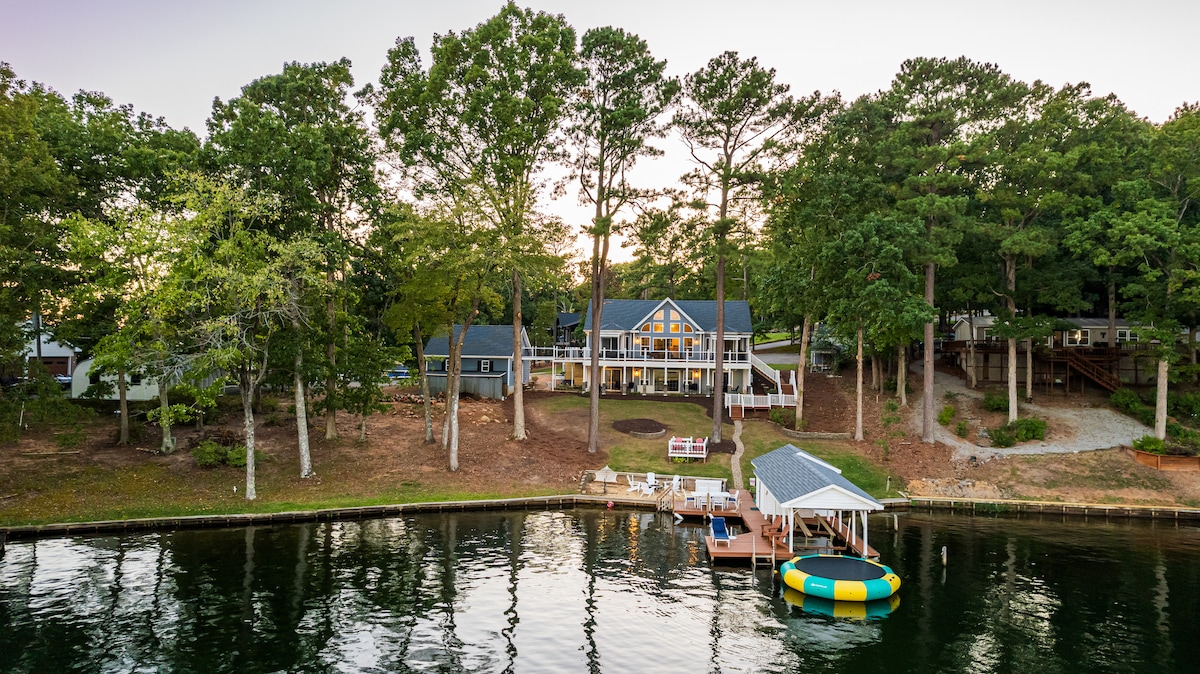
[668,474,682,495]
[710,516,732,547]
[645,472,659,491]
[725,489,739,510]
[626,474,644,493]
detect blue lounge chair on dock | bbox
[711,516,731,547]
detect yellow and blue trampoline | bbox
[780,554,901,602]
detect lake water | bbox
[2,509,1199,673]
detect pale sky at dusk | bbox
[4,0,1198,257]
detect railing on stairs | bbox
[750,352,780,390]
[1064,349,1122,392]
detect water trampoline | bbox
[780,554,901,602]
[782,587,901,619]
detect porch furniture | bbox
[645,472,660,491]
[668,436,709,462]
[626,475,645,493]
[668,474,682,495]
[710,517,732,547]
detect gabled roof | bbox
[751,444,881,510]
[557,312,580,328]
[424,325,527,359]
[582,298,752,333]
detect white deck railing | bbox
[725,393,796,410]
[538,347,751,364]
[749,353,780,387]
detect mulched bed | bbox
[612,418,666,434]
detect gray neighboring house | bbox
[424,324,531,400]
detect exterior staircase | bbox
[1064,349,1122,392]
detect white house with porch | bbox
[550,298,771,397]
[750,444,883,558]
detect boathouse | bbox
[751,444,883,557]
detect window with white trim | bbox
[480,360,491,372]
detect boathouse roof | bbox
[751,444,882,511]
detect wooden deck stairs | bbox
[1064,349,1122,392]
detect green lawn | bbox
[754,331,792,344]
[537,395,902,499]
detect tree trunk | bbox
[240,373,257,501]
[586,227,610,454]
[967,312,978,389]
[511,269,526,440]
[359,416,367,441]
[921,262,935,443]
[1155,357,1169,440]
[855,324,864,442]
[1025,338,1033,403]
[1107,276,1118,349]
[293,346,313,479]
[158,381,174,454]
[795,316,811,426]
[324,298,338,441]
[897,343,908,407]
[117,366,129,445]
[1005,255,1018,424]
[712,253,725,443]
[871,354,880,391]
[414,324,435,444]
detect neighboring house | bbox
[551,298,761,395]
[945,315,1154,390]
[20,330,81,378]
[951,314,1139,347]
[424,324,532,400]
[71,357,160,401]
[552,312,581,346]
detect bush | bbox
[989,426,1015,448]
[987,417,1047,447]
[192,439,227,468]
[1010,417,1047,442]
[1174,391,1200,421]
[1136,406,1157,428]
[983,391,1009,412]
[938,405,956,426]
[225,444,250,467]
[1110,389,1141,415]
[883,376,911,394]
[1133,435,1166,455]
[770,407,797,428]
[954,420,970,438]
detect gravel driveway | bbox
[914,369,1151,460]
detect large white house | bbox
[551,298,767,396]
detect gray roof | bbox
[750,444,880,507]
[557,312,580,328]
[582,299,752,333]
[424,325,520,358]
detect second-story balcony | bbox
[533,346,750,364]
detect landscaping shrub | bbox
[1010,417,1047,442]
[53,428,88,449]
[1174,391,1200,421]
[1167,423,1200,452]
[883,376,911,394]
[989,426,1015,448]
[1135,406,1157,428]
[225,444,251,467]
[983,391,1009,412]
[938,405,956,426]
[987,417,1047,448]
[192,439,227,468]
[954,420,970,438]
[1110,389,1141,415]
[770,407,797,428]
[1133,435,1166,455]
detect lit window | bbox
[669,310,679,320]
[1067,329,1090,346]
[641,323,651,332]
[654,310,664,320]
[670,323,680,333]
[683,324,693,333]
[653,323,664,333]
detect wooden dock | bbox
[671,491,880,564]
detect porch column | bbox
[861,511,869,556]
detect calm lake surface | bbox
[2,509,1199,673]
